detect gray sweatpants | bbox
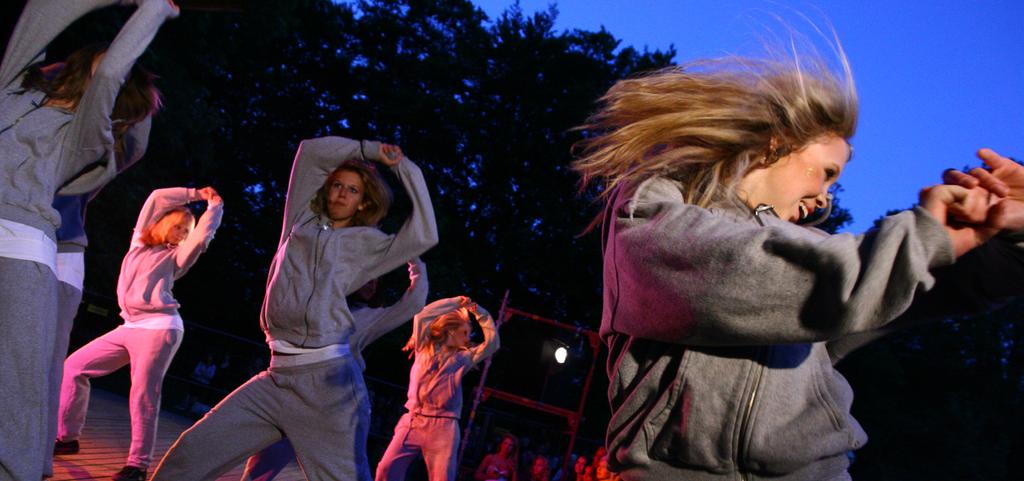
[43,280,82,477]
[0,257,58,481]
[151,356,372,481]
[374,413,460,481]
[58,326,183,469]
[240,438,295,481]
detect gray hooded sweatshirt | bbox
[0,0,176,240]
[261,136,439,350]
[117,187,224,325]
[601,177,1024,481]
[54,116,152,253]
[404,296,499,418]
[349,258,430,371]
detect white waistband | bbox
[0,218,57,273]
[55,252,85,290]
[270,343,351,368]
[121,312,185,331]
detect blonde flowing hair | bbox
[573,52,858,213]
[403,308,472,359]
[139,208,195,246]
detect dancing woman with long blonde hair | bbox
[575,50,1024,480]
[375,296,501,481]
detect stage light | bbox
[554,346,568,364]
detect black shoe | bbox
[112,465,147,481]
[53,439,79,455]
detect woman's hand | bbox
[920,184,1000,256]
[942,148,1024,231]
[457,296,476,311]
[378,144,404,167]
[198,186,222,206]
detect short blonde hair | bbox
[139,208,195,246]
[573,54,857,210]
[404,308,472,358]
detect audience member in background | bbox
[475,433,519,481]
[527,456,551,481]
[176,352,217,413]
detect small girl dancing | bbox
[56,186,223,481]
[375,296,501,481]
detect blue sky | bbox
[471,0,1024,232]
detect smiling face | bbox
[736,135,851,223]
[327,169,367,228]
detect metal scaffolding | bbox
[458,290,602,476]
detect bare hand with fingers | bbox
[942,148,1024,231]
[198,186,223,206]
[920,184,999,257]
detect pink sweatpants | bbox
[374,413,460,481]
[57,325,182,469]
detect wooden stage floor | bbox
[51,388,305,481]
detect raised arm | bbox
[0,0,126,88]
[173,187,224,274]
[410,296,467,352]
[350,259,429,370]
[278,136,376,244]
[353,154,439,284]
[131,187,199,245]
[466,304,499,366]
[57,116,152,197]
[58,0,177,183]
[604,177,958,346]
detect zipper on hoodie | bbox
[737,346,767,481]
[301,225,326,346]
[0,100,44,137]
[737,207,773,481]
[752,204,778,226]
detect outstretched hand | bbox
[942,148,1024,231]
[919,184,999,257]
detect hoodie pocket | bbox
[645,349,733,470]
[811,358,847,432]
[743,346,856,473]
